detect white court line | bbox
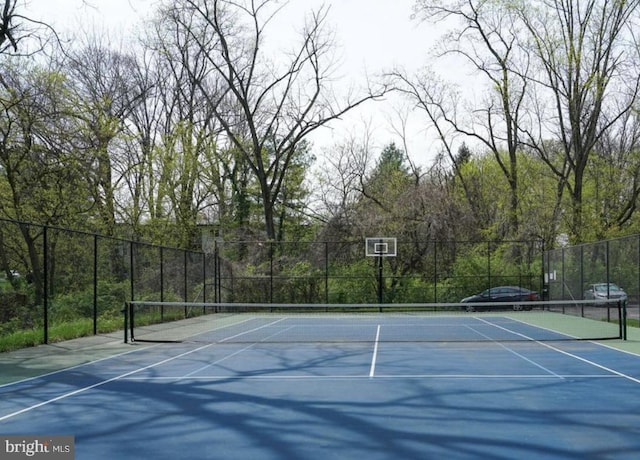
[0,318,289,422]
[476,316,640,385]
[0,346,156,389]
[3,317,639,423]
[369,325,381,377]
[183,342,266,378]
[120,373,620,381]
[0,342,216,422]
[0,316,281,390]
[185,320,292,377]
[467,322,564,379]
[218,317,288,343]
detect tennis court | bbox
[2,302,640,459]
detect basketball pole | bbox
[377,254,383,307]
[365,237,395,308]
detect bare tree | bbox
[390,70,489,227]
[0,0,58,55]
[590,104,640,236]
[516,0,640,241]
[406,0,640,242]
[116,49,164,237]
[134,9,224,246]
[0,0,18,52]
[63,39,147,236]
[163,0,390,240]
[314,128,375,238]
[410,0,530,238]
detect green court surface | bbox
[2,310,640,385]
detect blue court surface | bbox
[2,313,640,459]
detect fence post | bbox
[433,241,437,302]
[324,242,329,304]
[561,247,565,300]
[214,240,219,304]
[606,240,610,290]
[43,225,48,344]
[202,250,207,304]
[270,241,274,304]
[487,241,491,288]
[160,246,164,303]
[580,245,584,299]
[184,251,188,303]
[184,251,188,317]
[541,239,546,300]
[129,241,134,302]
[93,234,98,335]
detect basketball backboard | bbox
[365,237,397,257]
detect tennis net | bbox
[123,300,627,344]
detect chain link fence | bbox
[544,235,639,320]
[0,219,208,348]
[0,218,542,348]
[213,239,543,305]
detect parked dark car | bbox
[460,286,540,312]
[583,283,627,302]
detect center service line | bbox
[369,325,381,378]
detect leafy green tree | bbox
[354,143,414,237]
[582,141,640,240]
[515,0,640,242]
[453,152,510,240]
[0,59,92,302]
[412,0,529,238]
[272,140,315,242]
[515,151,564,247]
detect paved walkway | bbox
[0,332,149,385]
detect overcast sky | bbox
[24,0,450,165]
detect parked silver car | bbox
[584,283,627,301]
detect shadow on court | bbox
[2,339,640,459]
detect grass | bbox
[0,316,123,353]
[0,328,44,352]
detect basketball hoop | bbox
[365,237,397,257]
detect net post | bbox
[123,302,129,343]
[622,299,627,341]
[129,302,135,342]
